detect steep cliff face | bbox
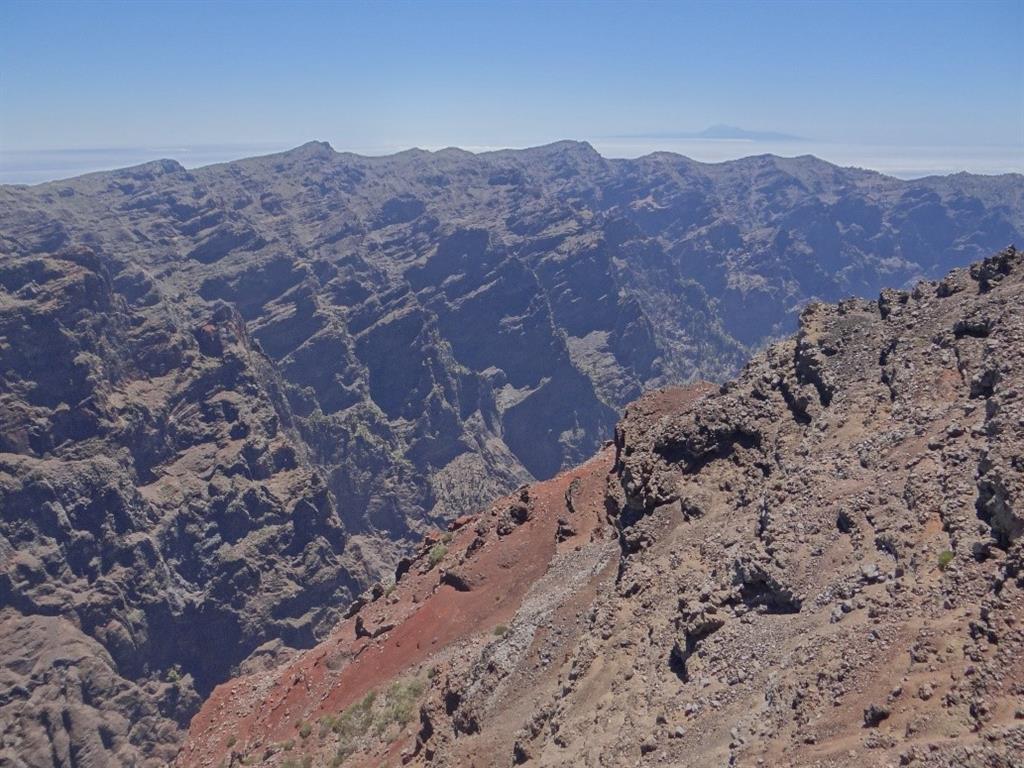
[181,249,1023,768]
[0,245,363,765]
[0,144,1022,765]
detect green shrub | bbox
[320,690,377,759]
[428,543,447,568]
[298,720,312,739]
[938,550,954,570]
[333,745,355,765]
[225,735,236,748]
[375,679,425,734]
[493,623,508,637]
[325,680,426,751]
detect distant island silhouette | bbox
[613,124,806,141]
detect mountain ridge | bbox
[8,140,1024,189]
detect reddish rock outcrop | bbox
[178,444,621,768]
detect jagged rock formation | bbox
[0,143,1022,766]
[181,249,1022,768]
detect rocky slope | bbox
[181,248,1023,768]
[0,143,1022,766]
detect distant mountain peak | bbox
[522,139,601,156]
[614,125,806,142]
[696,124,804,141]
[289,140,336,158]
[104,157,187,181]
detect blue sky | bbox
[1,0,1022,179]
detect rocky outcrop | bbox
[181,249,1023,768]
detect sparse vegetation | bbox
[428,543,448,568]
[320,677,426,759]
[323,690,376,737]
[377,679,425,732]
[321,690,378,761]
[938,550,955,570]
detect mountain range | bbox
[0,141,1022,765]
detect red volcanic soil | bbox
[178,440,625,767]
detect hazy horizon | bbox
[2,0,1021,184]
